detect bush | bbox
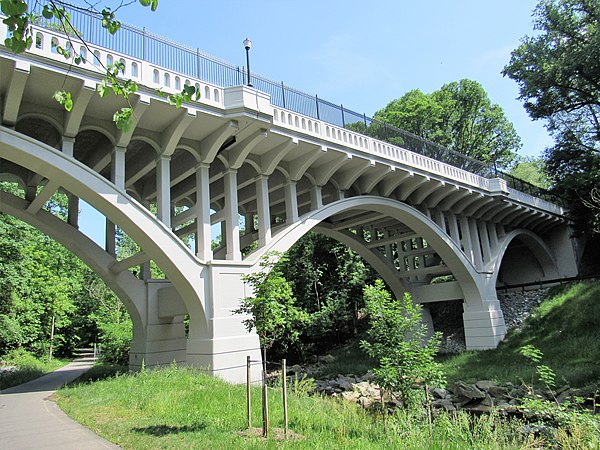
[97,320,131,365]
[0,314,23,353]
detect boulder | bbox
[454,382,486,400]
[318,354,335,364]
[432,387,448,399]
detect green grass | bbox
[58,365,548,449]
[0,349,70,390]
[442,282,600,388]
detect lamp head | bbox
[243,37,252,50]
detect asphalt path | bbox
[0,352,120,449]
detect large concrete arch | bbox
[251,196,484,305]
[0,126,206,331]
[0,190,147,347]
[492,229,559,286]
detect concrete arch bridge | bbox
[0,20,578,382]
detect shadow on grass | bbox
[132,423,207,436]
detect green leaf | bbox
[97,83,110,98]
[53,90,73,112]
[42,6,53,19]
[113,108,134,132]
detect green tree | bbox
[374,79,521,168]
[236,253,308,363]
[360,280,445,408]
[503,0,600,235]
[510,156,551,188]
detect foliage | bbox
[373,79,521,168]
[509,156,551,188]
[360,280,445,407]
[441,282,600,388]
[503,0,600,235]
[235,253,308,360]
[56,365,599,449]
[0,348,68,390]
[96,319,132,365]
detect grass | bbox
[58,365,549,449]
[442,282,600,388]
[0,349,70,390]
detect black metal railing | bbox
[26,1,561,205]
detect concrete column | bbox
[224,169,241,260]
[285,180,299,223]
[487,222,499,252]
[156,155,171,228]
[435,209,446,233]
[256,175,271,248]
[112,146,127,190]
[477,220,492,263]
[310,185,323,210]
[194,163,212,261]
[469,218,483,269]
[463,297,507,350]
[459,216,474,264]
[105,146,127,257]
[385,230,394,263]
[61,136,75,156]
[244,213,254,233]
[447,213,461,248]
[67,195,79,228]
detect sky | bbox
[63,0,552,245]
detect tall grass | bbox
[442,282,600,388]
[0,349,69,390]
[58,365,545,449]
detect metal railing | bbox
[27,1,561,205]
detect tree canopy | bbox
[373,79,521,168]
[504,0,600,235]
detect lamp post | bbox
[243,37,252,87]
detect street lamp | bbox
[243,37,252,87]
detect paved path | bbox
[0,353,120,449]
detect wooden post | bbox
[262,347,269,437]
[246,356,252,429]
[282,359,288,436]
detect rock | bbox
[433,388,448,399]
[480,394,495,407]
[336,375,355,391]
[475,380,497,391]
[359,371,374,382]
[342,391,360,402]
[358,396,376,409]
[487,385,509,398]
[454,382,486,400]
[556,388,573,404]
[318,354,335,364]
[287,364,303,374]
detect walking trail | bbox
[0,352,120,449]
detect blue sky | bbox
[64,0,551,245]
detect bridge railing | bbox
[17,1,561,206]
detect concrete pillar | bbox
[310,185,323,210]
[195,163,212,261]
[186,265,262,383]
[67,195,79,228]
[468,218,483,269]
[447,213,461,248]
[112,146,126,190]
[460,215,474,264]
[129,281,187,369]
[61,136,75,156]
[156,155,171,228]
[487,222,499,252]
[256,175,271,248]
[477,220,492,263]
[224,169,241,260]
[285,180,299,223]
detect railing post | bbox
[341,104,345,128]
[363,113,368,129]
[315,95,320,120]
[142,27,147,61]
[196,48,201,79]
[281,81,286,109]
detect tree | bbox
[503,0,600,235]
[510,156,551,188]
[235,253,308,363]
[373,79,521,168]
[360,280,445,409]
[2,0,198,132]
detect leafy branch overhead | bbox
[2,0,197,132]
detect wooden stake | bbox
[282,358,288,436]
[262,347,269,437]
[246,356,252,429]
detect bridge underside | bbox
[0,46,580,381]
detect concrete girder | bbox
[410,180,444,205]
[287,145,326,181]
[335,158,373,191]
[2,60,30,126]
[381,171,412,197]
[463,196,495,217]
[198,120,239,164]
[365,230,417,248]
[115,95,150,147]
[161,109,197,157]
[312,152,352,186]
[26,180,60,214]
[63,79,96,138]
[399,175,429,202]
[425,184,459,209]
[253,138,297,175]
[454,193,485,215]
[440,188,471,211]
[358,164,394,194]
[225,128,268,170]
